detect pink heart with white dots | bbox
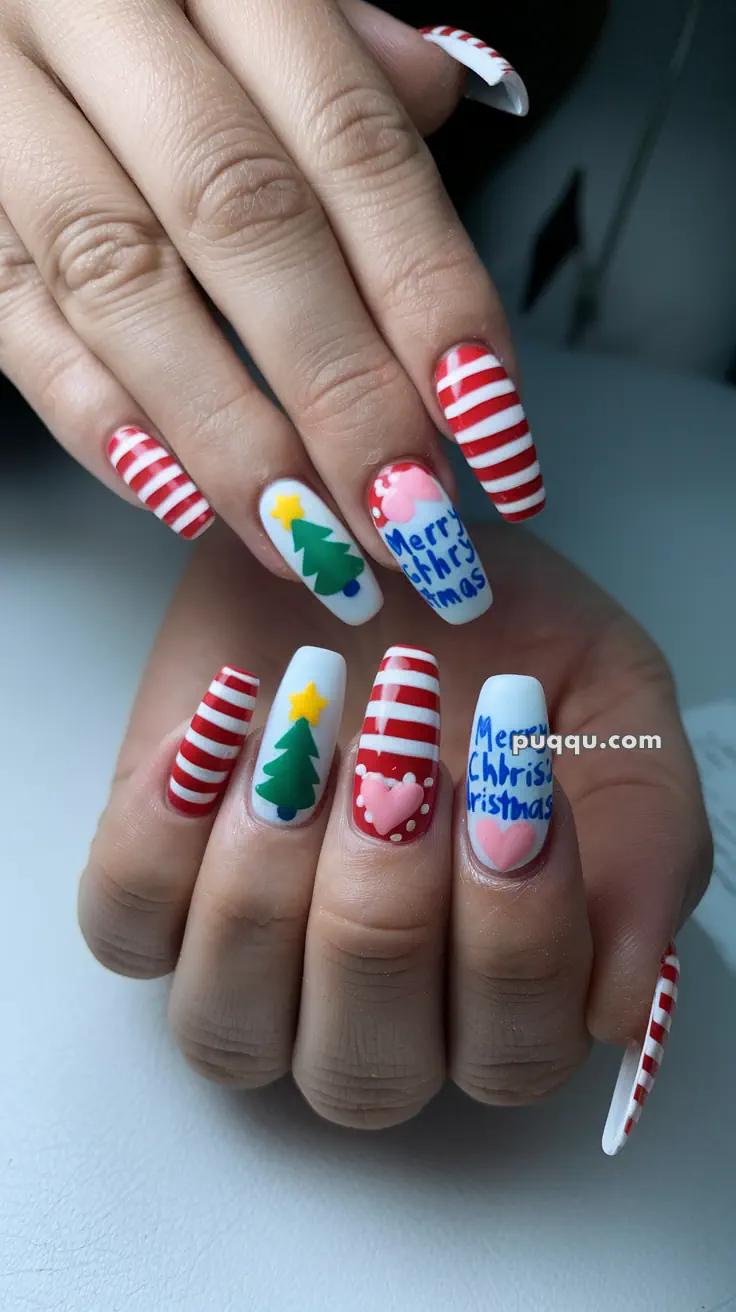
[380,467,442,523]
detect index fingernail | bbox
[419,28,529,116]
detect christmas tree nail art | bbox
[260,480,383,625]
[252,647,346,827]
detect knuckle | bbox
[200,882,308,952]
[0,225,36,308]
[314,83,421,182]
[455,1046,589,1107]
[78,858,185,979]
[378,244,474,330]
[171,1008,287,1089]
[315,906,433,1002]
[46,213,175,312]
[184,140,313,250]
[297,1060,438,1129]
[295,342,404,438]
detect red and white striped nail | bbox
[107,427,214,540]
[602,943,680,1156]
[435,344,545,523]
[419,27,529,116]
[353,646,440,844]
[168,666,260,816]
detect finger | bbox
[452,675,592,1103]
[294,645,450,1128]
[169,645,345,1086]
[79,665,260,977]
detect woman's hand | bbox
[0,0,541,625]
[78,524,712,1151]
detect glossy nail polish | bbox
[368,462,492,624]
[420,27,529,116]
[252,646,346,826]
[353,646,440,844]
[602,943,680,1156]
[467,674,553,871]
[168,666,259,815]
[108,427,214,539]
[435,345,545,522]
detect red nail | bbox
[168,666,259,816]
[435,344,545,522]
[108,427,214,540]
[353,646,440,844]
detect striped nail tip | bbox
[260,479,383,625]
[435,346,545,522]
[167,665,259,817]
[601,944,680,1157]
[251,646,346,827]
[108,427,215,539]
[369,463,492,624]
[419,27,529,116]
[467,674,552,872]
[353,646,440,844]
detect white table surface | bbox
[2,338,735,1312]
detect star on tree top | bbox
[288,681,328,726]
[272,493,304,532]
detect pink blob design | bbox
[380,467,443,523]
[474,818,537,871]
[361,775,425,836]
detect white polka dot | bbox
[390,833,402,842]
[424,777,434,788]
[364,811,373,824]
[389,472,400,484]
[420,804,430,814]
[355,763,367,776]
[372,507,381,519]
[402,772,416,785]
[406,820,416,832]
[356,795,365,808]
[385,778,398,789]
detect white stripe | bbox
[169,777,216,805]
[171,498,210,534]
[109,430,147,465]
[196,703,249,735]
[497,487,546,515]
[365,700,440,728]
[121,446,169,485]
[221,666,260,689]
[385,646,437,666]
[644,1037,664,1064]
[453,403,525,445]
[481,461,540,495]
[153,480,195,521]
[373,668,439,694]
[449,29,468,39]
[628,1102,644,1126]
[175,752,228,784]
[358,733,439,761]
[467,433,533,470]
[137,464,180,503]
[658,977,678,1000]
[652,1005,672,1033]
[442,377,515,419]
[210,679,257,710]
[186,514,214,540]
[436,353,497,392]
[186,728,241,759]
[637,1069,655,1095]
[465,35,484,46]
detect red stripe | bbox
[113,440,158,479]
[203,690,252,722]
[190,713,244,748]
[219,669,260,693]
[649,1020,668,1046]
[501,495,547,523]
[492,474,544,506]
[167,785,218,817]
[457,419,530,463]
[642,1053,660,1078]
[624,1116,634,1136]
[658,990,674,1014]
[472,446,538,483]
[633,1085,648,1108]
[363,716,439,745]
[161,488,205,528]
[440,364,508,401]
[179,738,236,774]
[661,962,679,984]
[446,388,522,436]
[370,682,439,711]
[179,507,214,539]
[170,762,221,795]
[143,469,190,510]
[436,343,487,383]
[378,654,438,678]
[358,748,438,777]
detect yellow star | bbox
[289,681,328,726]
[271,493,304,532]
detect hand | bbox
[0,0,540,627]
[79,523,711,1151]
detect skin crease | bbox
[92,521,712,1064]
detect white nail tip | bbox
[420,27,529,117]
[466,674,552,871]
[251,646,346,826]
[260,480,383,626]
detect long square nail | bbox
[168,666,259,815]
[108,427,214,539]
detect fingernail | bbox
[368,462,492,624]
[435,345,545,523]
[602,943,680,1156]
[108,427,214,540]
[353,646,440,844]
[259,479,383,625]
[419,27,529,116]
[467,674,553,871]
[252,646,346,826]
[168,666,260,815]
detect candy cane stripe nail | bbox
[435,346,545,522]
[168,667,259,816]
[353,646,440,844]
[601,944,680,1155]
[420,27,528,116]
[108,428,214,540]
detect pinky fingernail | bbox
[601,943,680,1156]
[107,427,214,540]
[419,27,529,116]
[168,666,260,816]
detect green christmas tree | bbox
[255,717,320,821]
[291,518,364,597]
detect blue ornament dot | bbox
[343,578,360,597]
[277,805,297,821]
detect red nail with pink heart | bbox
[353,646,440,845]
[467,674,553,873]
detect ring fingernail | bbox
[168,666,260,815]
[353,646,440,844]
[602,943,680,1156]
[252,646,346,826]
[108,427,214,539]
[369,462,492,624]
[260,479,383,625]
[467,674,553,872]
[419,27,529,116]
[435,345,545,522]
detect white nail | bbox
[251,646,346,826]
[260,480,383,626]
[368,463,492,625]
[467,674,552,871]
[420,27,529,116]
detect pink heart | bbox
[381,467,442,523]
[474,818,537,871]
[361,775,425,836]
